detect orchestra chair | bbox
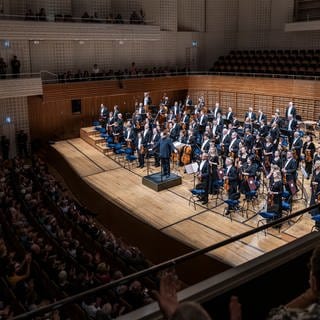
[93,120,100,127]
[311,215,320,232]
[189,188,207,210]
[242,190,258,219]
[123,153,138,170]
[113,143,126,163]
[211,180,224,206]
[223,193,242,221]
[257,211,282,235]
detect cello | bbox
[181,145,192,165]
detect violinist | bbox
[271,150,282,169]
[281,150,298,196]
[267,170,283,219]
[240,156,258,196]
[291,131,303,165]
[208,146,220,195]
[263,136,274,173]
[224,157,238,197]
[148,127,160,167]
[303,135,316,178]
[124,122,136,152]
[310,160,320,216]
[224,157,239,215]
[196,152,210,204]
[136,131,147,168]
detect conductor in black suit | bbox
[154,129,177,178]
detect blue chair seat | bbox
[282,191,290,199]
[126,155,137,161]
[282,201,291,210]
[224,199,240,207]
[191,189,206,197]
[213,180,224,188]
[259,211,279,220]
[106,137,113,143]
[93,121,100,127]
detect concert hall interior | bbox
[2,1,320,320]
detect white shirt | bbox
[200,160,206,171]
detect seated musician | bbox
[196,153,210,204]
[303,135,316,179]
[282,150,298,197]
[267,170,283,219]
[310,160,320,216]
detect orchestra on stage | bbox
[98,94,320,215]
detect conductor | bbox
[154,129,177,178]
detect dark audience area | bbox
[211,49,320,77]
[0,155,158,319]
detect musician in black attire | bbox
[224,157,239,214]
[240,156,258,196]
[153,129,177,178]
[271,150,282,169]
[196,153,210,204]
[310,160,320,216]
[282,150,298,196]
[291,131,303,165]
[303,135,316,178]
[267,170,283,218]
[208,147,220,195]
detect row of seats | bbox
[211,49,320,76]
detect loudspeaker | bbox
[71,99,81,114]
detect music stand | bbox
[185,162,199,188]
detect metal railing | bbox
[12,203,320,320]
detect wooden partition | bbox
[28,75,320,141]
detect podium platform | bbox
[142,172,182,192]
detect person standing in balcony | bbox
[10,55,21,78]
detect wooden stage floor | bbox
[51,128,315,267]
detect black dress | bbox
[267,180,283,216]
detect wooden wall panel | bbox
[28,75,320,141]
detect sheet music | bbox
[301,166,308,178]
[185,162,199,174]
